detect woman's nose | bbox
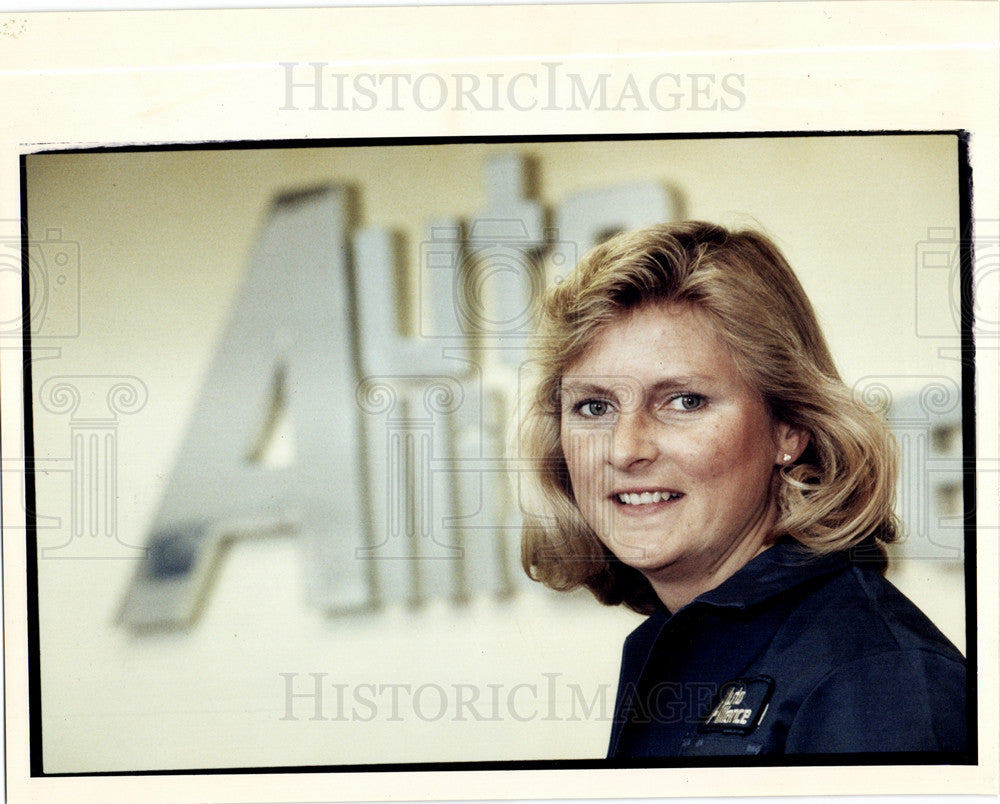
[609,411,659,470]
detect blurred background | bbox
[24,135,966,773]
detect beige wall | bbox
[26,135,965,772]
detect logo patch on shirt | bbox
[699,676,774,735]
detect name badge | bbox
[699,676,775,736]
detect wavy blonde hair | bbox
[518,221,900,614]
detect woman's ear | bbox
[774,422,810,465]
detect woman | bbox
[518,221,967,757]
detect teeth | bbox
[617,491,680,505]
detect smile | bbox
[615,491,684,505]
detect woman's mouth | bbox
[614,490,684,506]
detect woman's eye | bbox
[669,394,705,411]
[578,400,611,417]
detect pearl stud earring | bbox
[782,453,792,462]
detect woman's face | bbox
[559,303,804,607]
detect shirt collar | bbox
[698,538,850,609]
[648,539,850,620]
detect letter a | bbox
[118,186,370,629]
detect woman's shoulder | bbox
[773,563,967,753]
[803,562,965,664]
[743,556,967,705]
[846,565,964,657]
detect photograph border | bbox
[2,4,997,802]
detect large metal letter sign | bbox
[353,222,515,603]
[119,187,368,629]
[353,224,468,604]
[117,153,684,629]
[554,179,674,275]
[466,152,546,368]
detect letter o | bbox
[412,683,448,721]
[413,73,448,111]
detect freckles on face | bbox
[559,303,784,587]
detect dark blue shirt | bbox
[607,540,967,758]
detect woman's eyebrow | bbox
[561,375,710,396]
[646,375,713,393]
[559,380,618,398]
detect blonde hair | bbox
[518,221,899,614]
